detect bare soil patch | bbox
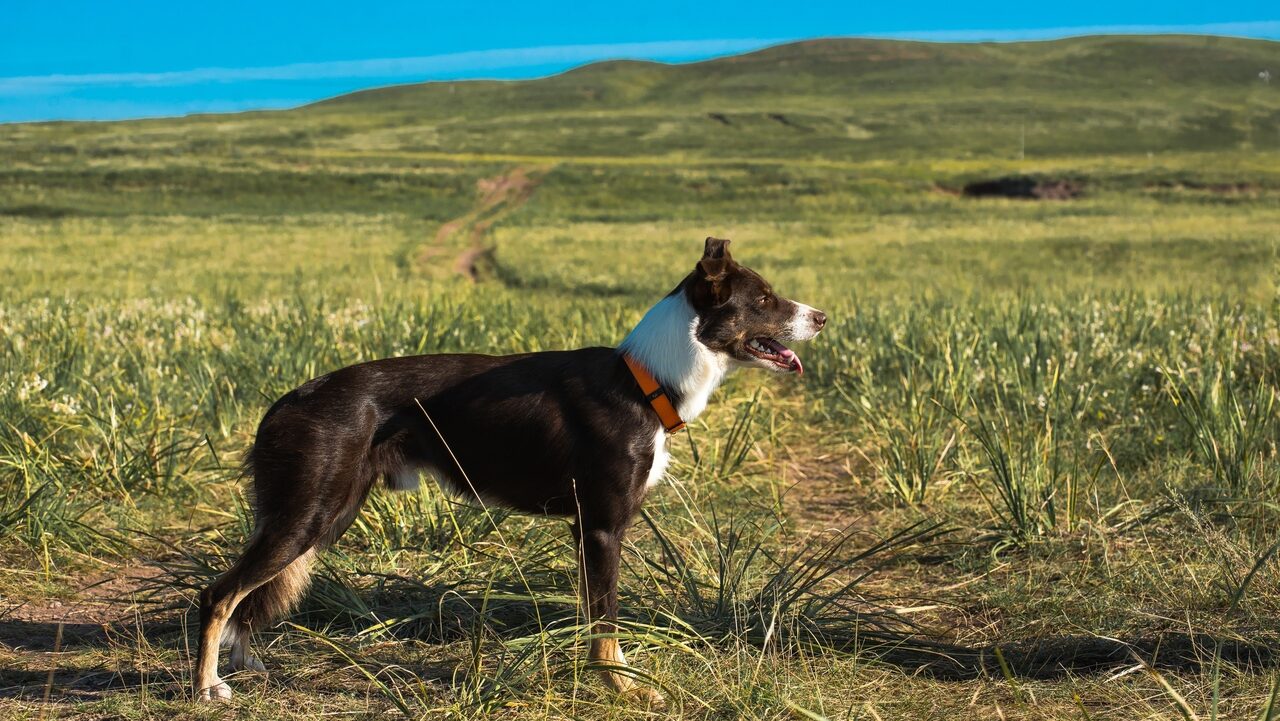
[1,565,179,655]
[962,175,1084,200]
[4,565,165,629]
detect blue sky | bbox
[2,1,1275,123]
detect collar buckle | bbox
[623,354,687,434]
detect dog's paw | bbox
[196,679,233,702]
[621,685,666,709]
[230,654,267,673]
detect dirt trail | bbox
[418,166,544,281]
[0,562,177,689]
[3,565,166,628]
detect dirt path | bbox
[417,165,545,280]
[1,565,173,651]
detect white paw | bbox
[230,654,266,673]
[197,679,232,702]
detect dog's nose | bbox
[811,310,826,329]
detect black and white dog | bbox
[195,237,826,704]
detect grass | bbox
[3,34,1280,720]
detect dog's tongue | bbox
[764,338,803,375]
[780,347,803,375]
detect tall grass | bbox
[8,290,1275,560]
[1164,362,1278,496]
[957,382,1099,544]
[846,363,962,508]
[6,268,1280,716]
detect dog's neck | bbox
[618,287,732,422]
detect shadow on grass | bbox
[286,557,1280,683]
[0,616,192,702]
[5,583,1280,707]
[0,618,179,651]
[0,667,181,702]
[865,632,1279,681]
[0,614,457,704]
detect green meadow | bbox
[3,35,1280,719]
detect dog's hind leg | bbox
[194,521,323,701]
[575,520,665,708]
[226,545,316,673]
[195,415,381,702]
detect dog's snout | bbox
[787,302,826,341]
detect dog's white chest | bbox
[645,429,671,490]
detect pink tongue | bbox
[780,348,803,375]
[771,344,803,375]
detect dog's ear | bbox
[696,241,733,305]
[702,236,732,261]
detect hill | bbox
[307,35,1280,158]
[3,35,1278,164]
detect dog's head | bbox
[685,237,826,375]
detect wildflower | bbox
[50,395,81,415]
[17,373,48,401]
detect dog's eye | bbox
[757,295,770,306]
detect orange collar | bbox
[623,354,686,434]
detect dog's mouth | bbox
[745,337,803,374]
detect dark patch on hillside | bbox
[0,204,83,219]
[962,176,1084,200]
[707,112,733,126]
[767,113,807,131]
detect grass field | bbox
[4,35,1280,720]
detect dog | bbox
[194,237,826,704]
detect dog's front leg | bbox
[575,521,665,707]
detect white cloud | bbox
[0,39,782,96]
[874,20,1280,42]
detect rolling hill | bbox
[304,35,1280,158]
[4,35,1279,164]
